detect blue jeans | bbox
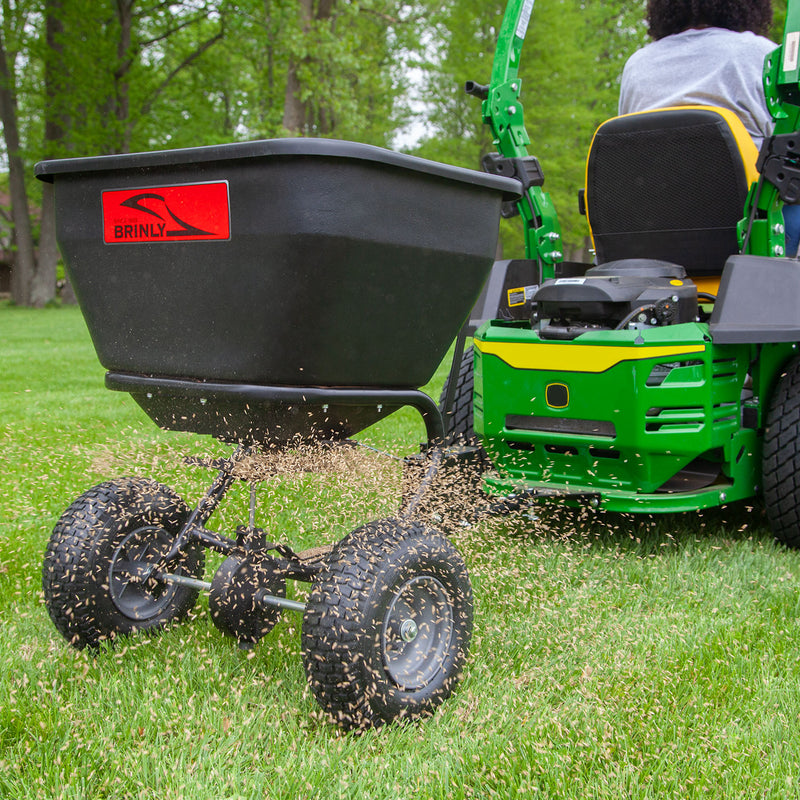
[784,204,800,257]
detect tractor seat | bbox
[530,107,759,339]
[584,105,759,290]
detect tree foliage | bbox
[2,0,426,305]
[2,0,787,303]
[413,0,649,258]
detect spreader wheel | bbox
[209,556,286,648]
[301,518,473,730]
[42,477,204,649]
[763,356,800,548]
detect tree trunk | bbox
[115,0,135,153]
[0,28,43,306]
[282,0,336,135]
[39,0,68,305]
[282,63,307,133]
[282,0,314,133]
[36,184,62,305]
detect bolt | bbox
[774,223,786,234]
[400,619,418,643]
[507,105,517,115]
[545,232,560,241]
[774,244,786,256]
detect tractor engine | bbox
[531,260,698,340]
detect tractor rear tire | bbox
[42,477,204,649]
[763,356,800,548]
[301,518,473,731]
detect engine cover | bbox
[532,259,698,339]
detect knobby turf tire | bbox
[301,518,473,731]
[763,356,800,548]
[439,345,481,447]
[42,477,204,649]
[434,345,492,519]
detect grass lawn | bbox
[3,303,800,799]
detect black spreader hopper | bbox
[36,138,519,444]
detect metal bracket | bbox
[480,487,602,519]
[757,133,800,203]
[481,153,545,219]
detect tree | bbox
[39,0,67,302]
[2,0,228,306]
[2,0,432,305]
[0,0,50,306]
[276,0,427,145]
[520,0,647,256]
[414,0,647,258]
[411,0,503,167]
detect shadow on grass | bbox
[469,494,777,558]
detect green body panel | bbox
[740,10,800,255]
[474,321,798,513]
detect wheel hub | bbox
[381,575,454,691]
[108,525,179,621]
[400,618,419,642]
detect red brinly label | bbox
[102,181,230,244]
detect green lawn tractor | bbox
[445,0,800,550]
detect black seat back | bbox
[585,106,759,278]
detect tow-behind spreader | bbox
[35,0,800,729]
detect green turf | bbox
[3,304,800,799]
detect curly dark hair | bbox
[647,0,773,39]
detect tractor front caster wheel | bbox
[301,518,473,730]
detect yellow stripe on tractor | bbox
[474,339,707,373]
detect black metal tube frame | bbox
[119,372,455,579]
[105,372,446,443]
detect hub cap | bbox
[381,575,454,691]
